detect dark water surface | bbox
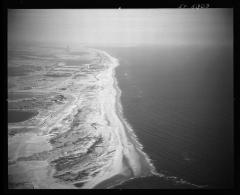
[100,45,233,189]
[8,110,38,123]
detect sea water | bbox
[100,45,233,189]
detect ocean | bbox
[99,45,233,189]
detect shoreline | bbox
[8,47,205,189]
[8,46,210,189]
[91,50,157,189]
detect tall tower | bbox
[66,45,70,53]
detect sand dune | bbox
[8,47,156,189]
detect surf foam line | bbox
[114,77,207,189]
[94,49,207,189]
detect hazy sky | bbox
[8,9,232,47]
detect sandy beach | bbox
[81,50,156,188]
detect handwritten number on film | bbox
[179,4,210,8]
